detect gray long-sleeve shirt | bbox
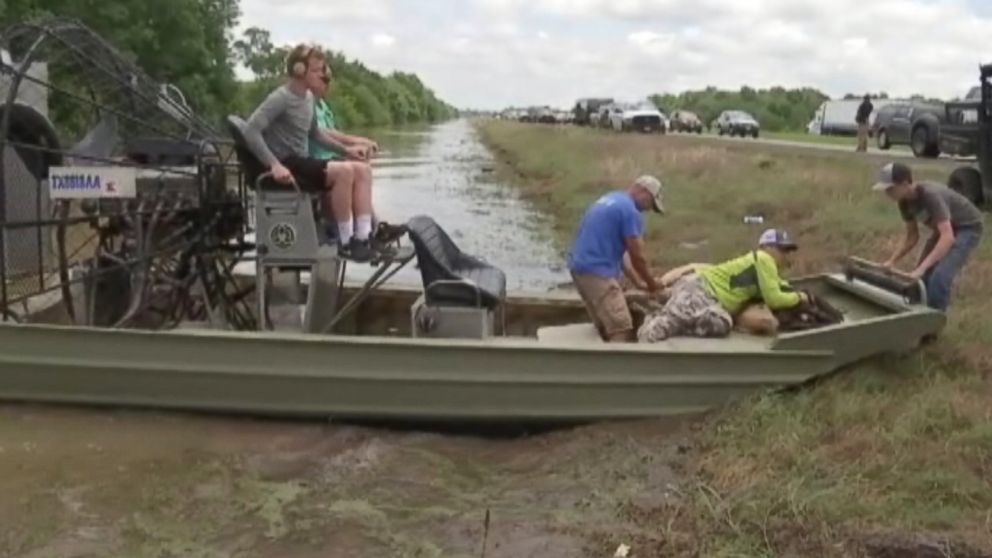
[244,85,325,166]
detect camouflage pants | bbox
[637,275,733,343]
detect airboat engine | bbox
[0,19,253,329]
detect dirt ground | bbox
[0,404,696,558]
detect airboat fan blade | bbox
[0,19,253,329]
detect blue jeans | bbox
[918,226,982,311]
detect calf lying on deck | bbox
[636,228,820,342]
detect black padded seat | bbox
[225,115,321,192]
[406,215,506,309]
[226,115,333,245]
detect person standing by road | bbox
[874,162,984,312]
[568,175,666,343]
[856,94,874,152]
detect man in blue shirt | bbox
[569,175,665,342]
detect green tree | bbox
[349,83,391,127]
[1,9,454,131]
[231,30,454,129]
[651,86,829,131]
[1,0,240,123]
[233,26,285,80]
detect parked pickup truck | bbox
[937,86,985,159]
[872,101,945,157]
[572,97,614,126]
[947,63,992,208]
[610,101,667,133]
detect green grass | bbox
[476,120,992,556]
[764,130,858,145]
[763,130,912,151]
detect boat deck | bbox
[534,323,772,352]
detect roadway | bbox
[670,131,975,165]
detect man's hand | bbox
[363,139,379,156]
[345,145,369,161]
[645,278,663,297]
[881,258,898,272]
[270,162,294,184]
[908,267,926,280]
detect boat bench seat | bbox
[406,215,506,309]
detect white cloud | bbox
[241,0,392,23]
[371,33,396,47]
[238,0,992,110]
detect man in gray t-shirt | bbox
[243,44,377,262]
[873,162,983,312]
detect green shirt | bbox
[696,250,801,314]
[310,98,340,160]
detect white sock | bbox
[337,221,353,244]
[355,214,373,241]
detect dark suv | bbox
[872,101,944,158]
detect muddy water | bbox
[352,119,568,291]
[0,406,693,557]
[0,121,690,558]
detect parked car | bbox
[596,103,622,129]
[713,110,760,137]
[670,110,703,133]
[870,104,900,148]
[536,107,556,124]
[572,97,614,126]
[609,101,667,133]
[871,101,944,158]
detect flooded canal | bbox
[348,119,567,291]
[0,120,689,558]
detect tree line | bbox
[231,28,454,128]
[1,0,454,131]
[650,86,954,132]
[650,86,829,132]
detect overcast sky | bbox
[238,0,991,110]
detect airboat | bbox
[0,20,944,421]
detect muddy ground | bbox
[0,405,695,557]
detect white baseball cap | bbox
[871,162,913,192]
[634,175,665,214]
[758,228,798,252]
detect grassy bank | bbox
[762,130,912,151]
[763,130,859,146]
[476,120,992,556]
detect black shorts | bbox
[281,155,327,192]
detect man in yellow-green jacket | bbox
[638,228,810,342]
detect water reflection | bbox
[352,119,568,292]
